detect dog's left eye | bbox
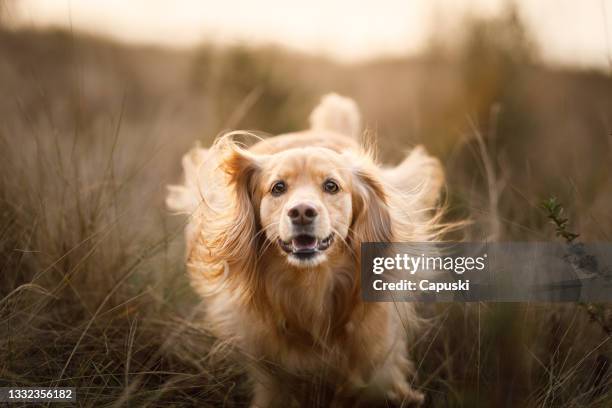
[323,179,340,194]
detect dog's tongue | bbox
[292,235,317,251]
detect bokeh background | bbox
[1,1,611,406]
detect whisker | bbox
[257,235,279,263]
[330,227,358,260]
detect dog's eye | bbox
[323,179,340,194]
[270,181,287,196]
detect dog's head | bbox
[216,138,392,269]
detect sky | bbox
[8,0,612,70]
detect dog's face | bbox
[258,148,352,267]
[221,141,393,270]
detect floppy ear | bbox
[350,160,394,249]
[382,145,444,211]
[207,138,264,275]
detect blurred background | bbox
[1,0,611,406]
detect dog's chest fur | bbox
[202,254,389,377]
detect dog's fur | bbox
[167,94,445,407]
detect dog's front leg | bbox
[250,372,292,408]
[373,342,425,407]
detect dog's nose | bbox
[288,203,318,225]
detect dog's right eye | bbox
[270,181,287,196]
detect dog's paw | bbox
[387,385,425,407]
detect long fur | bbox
[168,93,446,407]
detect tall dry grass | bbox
[1,8,611,406]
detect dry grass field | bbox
[1,9,611,407]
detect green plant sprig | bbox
[540,197,580,243]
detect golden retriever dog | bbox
[167,94,445,407]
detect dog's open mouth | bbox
[278,234,334,260]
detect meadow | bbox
[1,10,611,407]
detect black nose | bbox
[288,203,318,225]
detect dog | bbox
[167,94,445,407]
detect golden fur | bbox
[167,93,445,407]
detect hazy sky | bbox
[10,0,612,70]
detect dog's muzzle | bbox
[278,233,334,260]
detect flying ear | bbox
[206,136,266,275]
[382,145,444,211]
[349,154,394,248]
[220,140,261,192]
